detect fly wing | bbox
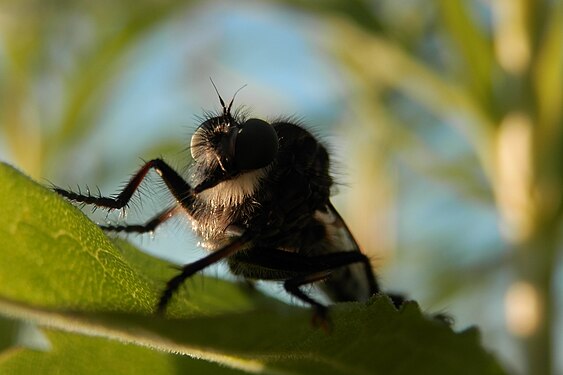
[315,202,378,302]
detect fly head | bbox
[189,88,279,191]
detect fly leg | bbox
[283,271,333,330]
[157,234,251,314]
[228,248,403,328]
[100,206,180,234]
[53,159,194,211]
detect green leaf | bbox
[0,329,246,375]
[0,162,506,374]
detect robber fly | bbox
[54,86,404,326]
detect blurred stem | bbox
[515,224,558,375]
[525,3,559,373]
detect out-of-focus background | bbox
[0,1,561,374]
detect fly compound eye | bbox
[190,127,206,161]
[234,118,279,170]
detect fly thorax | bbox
[189,167,268,250]
[197,168,268,208]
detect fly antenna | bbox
[209,77,228,115]
[209,78,247,116]
[227,84,247,114]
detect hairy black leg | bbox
[283,271,332,329]
[229,248,401,326]
[234,248,374,273]
[54,159,194,210]
[157,235,251,314]
[100,206,180,234]
[234,248,380,294]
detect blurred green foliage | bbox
[0,1,561,374]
